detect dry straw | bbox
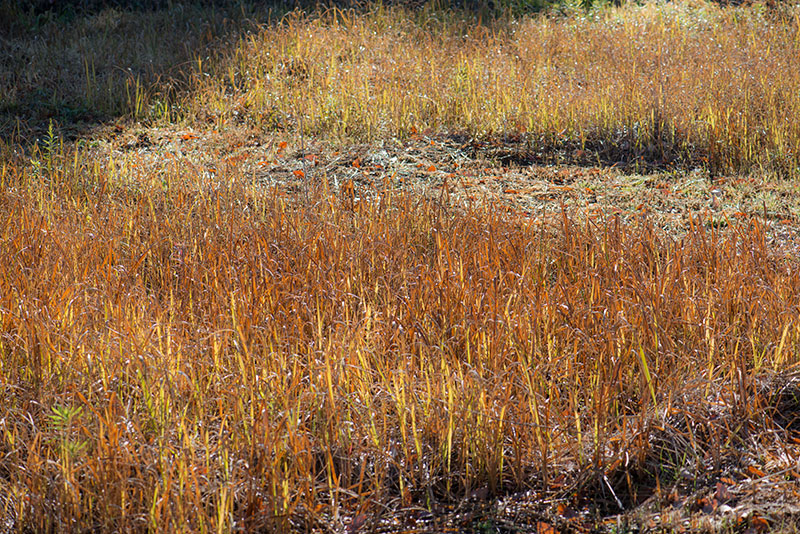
[191,1,800,175]
[2,1,800,531]
[1,142,799,530]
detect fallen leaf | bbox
[697,496,715,514]
[747,466,766,478]
[293,170,305,178]
[749,514,770,532]
[536,521,558,534]
[715,481,734,503]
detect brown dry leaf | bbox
[749,514,770,533]
[747,466,766,478]
[556,502,578,520]
[715,481,734,503]
[347,513,368,533]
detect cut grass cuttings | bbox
[191,1,800,175]
[1,153,800,531]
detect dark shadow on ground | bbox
[0,1,301,148]
[0,0,533,150]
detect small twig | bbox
[603,474,625,511]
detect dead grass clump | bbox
[191,1,800,175]
[1,143,799,531]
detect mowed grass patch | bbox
[191,1,800,175]
[1,144,799,532]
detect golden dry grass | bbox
[2,1,800,533]
[2,139,800,531]
[191,1,800,175]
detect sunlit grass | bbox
[2,1,800,532]
[1,135,800,530]
[191,1,800,175]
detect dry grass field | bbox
[2,1,800,532]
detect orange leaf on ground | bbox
[750,514,770,532]
[181,133,198,141]
[293,170,305,178]
[536,521,558,534]
[747,466,766,478]
[427,165,436,172]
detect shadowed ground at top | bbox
[0,0,544,148]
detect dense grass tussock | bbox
[192,1,800,174]
[1,146,799,531]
